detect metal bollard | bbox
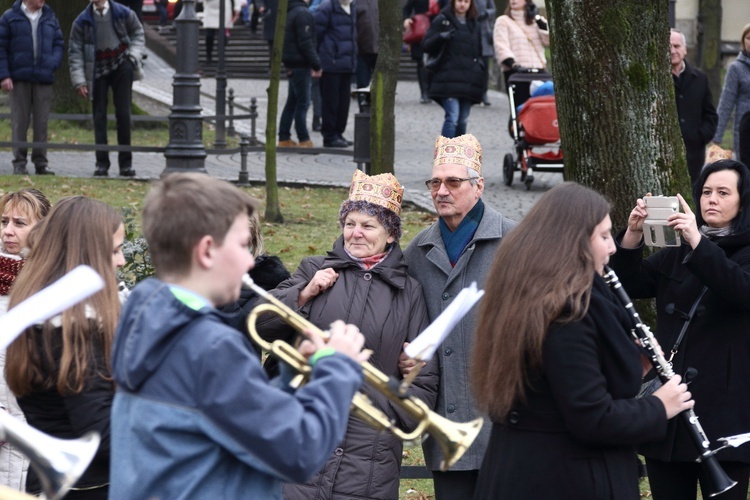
[352,88,371,174]
[227,88,236,137]
[238,133,251,186]
[248,97,260,146]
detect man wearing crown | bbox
[403,133,517,499]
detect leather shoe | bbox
[338,135,353,146]
[94,167,109,177]
[119,168,136,177]
[35,166,55,175]
[323,138,348,148]
[13,165,28,175]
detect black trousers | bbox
[93,59,134,171]
[320,72,352,142]
[432,469,478,500]
[645,457,750,500]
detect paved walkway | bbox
[0,48,563,221]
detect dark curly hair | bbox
[338,200,403,241]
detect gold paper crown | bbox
[433,134,482,175]
[348,170,404,216]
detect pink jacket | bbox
[493,9,549,70]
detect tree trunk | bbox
[369,0,400,175]
[263,0,287,223]
[698,0,722,103]
[53,1,91,113]
[545,0,691,231]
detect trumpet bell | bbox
[0,411,100,500]
[429,415,484,471]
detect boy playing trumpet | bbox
[109,173,369,498]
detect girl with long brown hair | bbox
[471,182,692,499]
[5,196,125,499]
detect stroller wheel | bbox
[525,175,534,190]
[503,154,514,186]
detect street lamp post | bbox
[163,0,207,174]
[214,0,227,148]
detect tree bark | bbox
[545,0,691,231]
[264,0,287,223]
[698,0,722,103]
[52,1,90,113]
[369,0,400,175]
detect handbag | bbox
[423,43,446,73]
[428,0,440,17]
[403,13,431,45]
[638,286,708,398]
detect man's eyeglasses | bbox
[424,177,472,191]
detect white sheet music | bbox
[404,282,484,361]
[0,266,104,351]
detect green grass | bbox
[0,176,436,273]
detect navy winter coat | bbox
[0,0,63,84]
[282,0,321,71]
[314,0,356,74]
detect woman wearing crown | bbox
[257,170,438,500]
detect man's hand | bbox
[398,342,426,376]
[0,78,13,93]
[76,85,88,99]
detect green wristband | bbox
[309,347,337,367]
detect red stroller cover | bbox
[518,96,560,144]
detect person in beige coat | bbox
[493,0,548,89]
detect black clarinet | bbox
[602,266,736,497]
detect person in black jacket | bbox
[403,0,432,104]
[278,0,321,148]
[671,30,718,187]
[314,0,356,148]
[6,197,126,499]
[472,182,693,500]
[422,0,485,138]
[610,159,750,500]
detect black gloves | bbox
[439,29,455,40]
[502,58,515,68]
[535,16,549,31]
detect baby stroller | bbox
[503,70,564,190]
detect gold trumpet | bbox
[242,276,483,471]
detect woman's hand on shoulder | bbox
[668,194,701,249]
[298,268,339,307]
[653,375,694,420]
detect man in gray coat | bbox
[402,133,516,500]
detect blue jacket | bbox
[68,1,145,99]
[314,0,357,73]
[110,278,364,499]
[0,0,63,84]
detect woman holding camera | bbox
[471,182,693,499]
[493,0,549,90]
[422,0,485,138]
[609,159,750,500]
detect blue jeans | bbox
[279,68,312,142]
[440,97,472,138]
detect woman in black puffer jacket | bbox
[422,0,485,138]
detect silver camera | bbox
[643,196,681,247]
